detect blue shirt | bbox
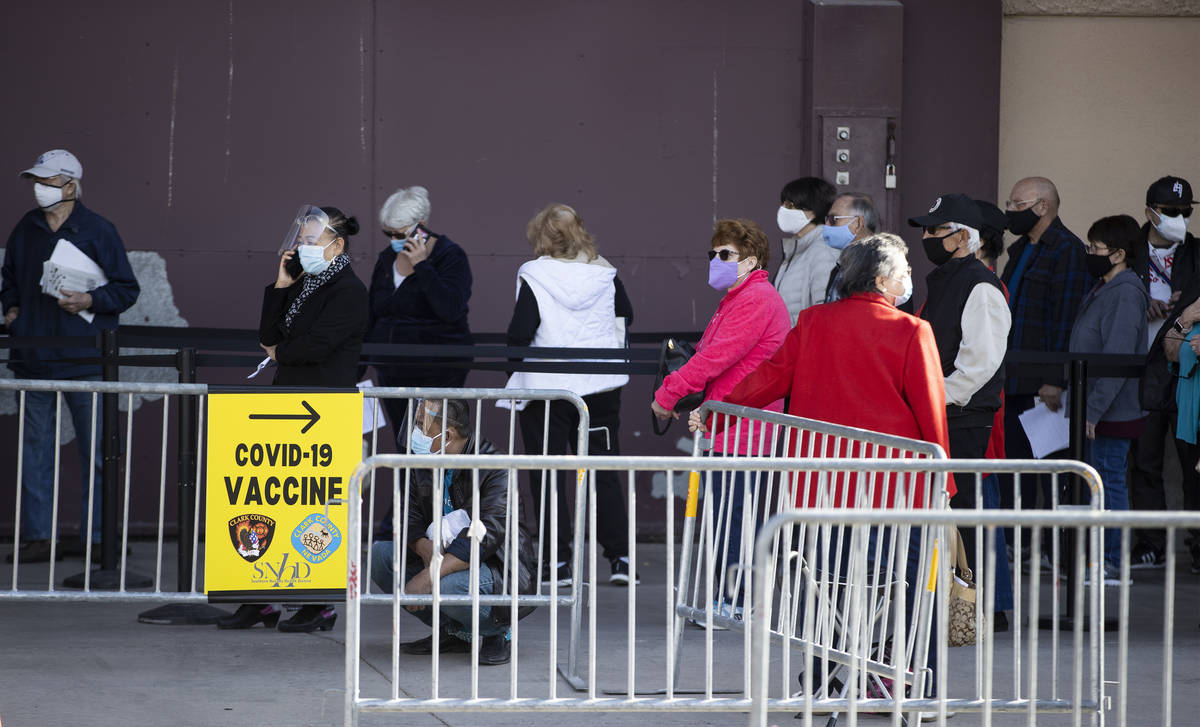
[1005,243,1037,310]
[1,201,140,378]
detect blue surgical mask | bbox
[823,223,855,250]
[409,427,443,455]
[390,238,406,253]
[298,243,333,275]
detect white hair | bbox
[946,221,980,253]
[379,186,430,231]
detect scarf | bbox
[283,253,351,330]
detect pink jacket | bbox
[655,269,790,453]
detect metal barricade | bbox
[0,378,209,601]
[343,453,1141,727]
[356,388,592,690]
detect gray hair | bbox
[946,221,981,253]
[840,192,879,234]
[420,398,472,440]
[379,186,430,231]
[836,233,909,298]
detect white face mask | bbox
[1153,209,1189,244]
[298,240,334,275]
[776,205,811,235]
[882,275,913,307]
[34,182,65,209]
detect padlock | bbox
[885,163,897,190]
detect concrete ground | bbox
[1,542,1198,727]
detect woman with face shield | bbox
[216,205,368,632]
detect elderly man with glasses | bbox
[821,192,880,303]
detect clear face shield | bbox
[279,205,336,254]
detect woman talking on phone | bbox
[216,204,368,633]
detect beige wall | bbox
[999,16,1200,250]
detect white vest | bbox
[501,256,629,409]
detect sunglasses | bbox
[1155,206,1193,219]
[707,249,739,262]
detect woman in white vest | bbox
[503,203,634,586]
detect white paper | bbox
[425,508,472,548]
[1018,397,1071,459]
[357,379,388,435]
[39,239,107,324]
[246,356,273,379]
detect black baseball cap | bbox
[974,199,1008,237]
[1146,176,1195,207]
[907,193,985,230]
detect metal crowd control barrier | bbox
[356,387,591,690]
[0,381,589,612]
[751,504,1197,727]
[342,453,1135,727]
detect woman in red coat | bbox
[721,232,954,508]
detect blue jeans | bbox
[1088,436,1131,566]
[370,540,507,637]
[20,381,103,542]
[981,474,1014,612]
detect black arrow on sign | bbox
[248,399,321,434]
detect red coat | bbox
[725,293,955,506]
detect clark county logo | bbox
[228,513,276,563]
[292,513,342,565]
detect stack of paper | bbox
[38,239,107,323]
[1018,395,1071,458]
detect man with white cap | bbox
[1,149,140,564]
[910,193,1011,569]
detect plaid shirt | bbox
[1000,217,1090,395]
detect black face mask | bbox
[1085,252,1116,279]
[1006,207,1040,236]
[922,232,956,266]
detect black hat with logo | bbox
[907,193,985,230]
[1146,176,1196,207]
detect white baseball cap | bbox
[20,149,83,180]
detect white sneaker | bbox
[919,711,956,722]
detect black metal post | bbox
[138,347,226,624]
[176,347,197,591]
[100,328,120,571]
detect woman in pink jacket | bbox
[651,218,790,618]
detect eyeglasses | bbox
[923,225,953,236]
[1085,243,1112,255]
[1155,206,1193,219]
[1005,198,1040,211]
[707,249,740,262]
[383,228,410,240]
[825,214,857,226]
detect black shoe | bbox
[277,605,337,633]
[401,631,471,655]
[542,561,572,587]
[478,634,511,665]
[5,540,62,564]
[993,611,1010,633]
[609,557,640,586]
[1191,545,1200,575]
[1130,543,1166,570]
[216,604,281,629]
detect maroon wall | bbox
[0,1,1001,535]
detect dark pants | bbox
[948,422,992,574]
[518,388,628,564]
[1000,394,1062,551]
[1129,409,1200,549]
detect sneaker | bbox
[478,632,511,665]
[919,712,956,722]
[992,611,1009,633]
[401,630,470,655]
[5,540,61,564]
[1130,543,1166,570]
[541,561,572,587]
[1084,562,1131,587]
[609,557,640,586]
[687,600,743,630]
[1191,546,1200,575]
[1022,553,1063,576]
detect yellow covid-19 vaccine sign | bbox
[204,392,363,603]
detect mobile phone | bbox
[284,253,304,280]
[408,223,431,246]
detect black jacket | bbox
[1131,225,1200,296]
[405,437,537,623]
[367,232,472,386]
[259,264,368,387]
[921,255,1006,425]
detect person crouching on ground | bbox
[370,398,536,665]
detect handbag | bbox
[947,526,982,647]
[651,338,705,435]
